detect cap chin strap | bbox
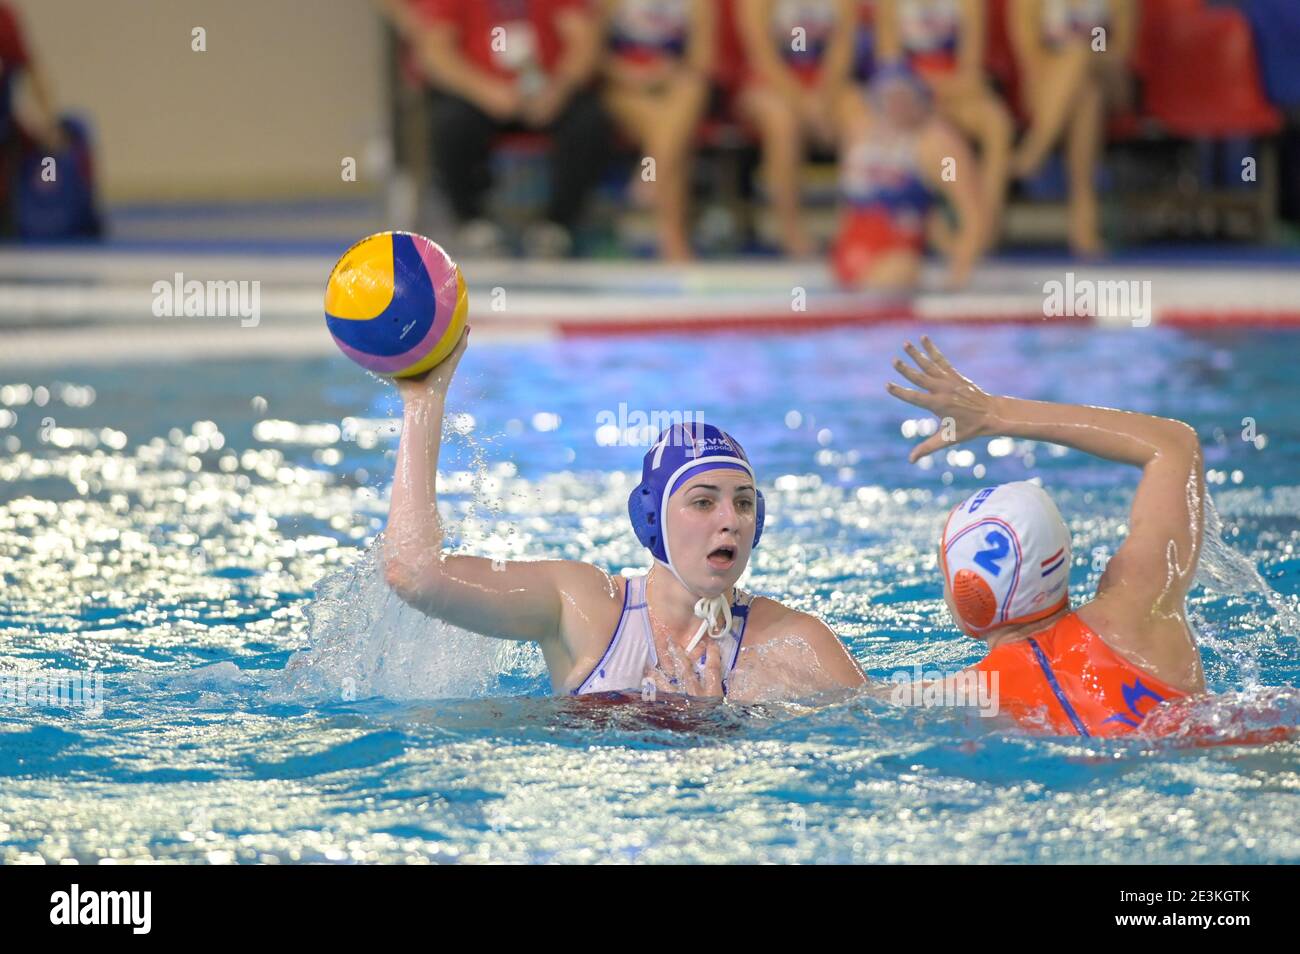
[653,559,734,655]
[686,595,732,655]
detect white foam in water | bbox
[725,634,829,703]
[1188,493,1300,687]
[276,422,550,703]
[165,661,254,690]
[278,539,532,703]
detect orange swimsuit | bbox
[970,611,1186,737]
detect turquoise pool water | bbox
[1,325,1297,863]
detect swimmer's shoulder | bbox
[742,597,866,686]
[546,564,631,655]
[743,598,837,652]
[1073,597,1205,694]
[742,595,803,643]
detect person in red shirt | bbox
[0,1,64,236]
[378,0,611,257]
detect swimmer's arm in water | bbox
[382,329,609,648]
[886,336,1205,617]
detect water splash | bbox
[1189,494,1300,687]
[1140,684,1299,745]
[276,540,522,703]
[726,633,830,703]
[276,423,548,704]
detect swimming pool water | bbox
[1,326,1297,863]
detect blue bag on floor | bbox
[17,114,103,240]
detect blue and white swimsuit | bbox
[570,574,754,697]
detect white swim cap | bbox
[940,481,1071,633]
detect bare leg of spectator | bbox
[1011,41,1090,178]
[1066,76,1104,257]
[935,83,1014,251]
[738,85,814,258]
[865,249,923,289]
[605,73,706,261]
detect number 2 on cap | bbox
[973,530,1010,576]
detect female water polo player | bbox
[887,337,1206,735]
[383,329,866,700]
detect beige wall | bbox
[10,0,389,201]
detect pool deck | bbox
[1,246,1299,368]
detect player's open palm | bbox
[886,337,998,463]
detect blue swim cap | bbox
[868,60,932,104]
[628,422,765,569]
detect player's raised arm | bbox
[887,336,1205,615]
[382,329,593,645]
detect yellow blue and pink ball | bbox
[324,231,467,378]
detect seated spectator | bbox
[377,0,612,258]
[876,0,1013,250]
[1009,0,1135,256]
[734,0,860,258]
[599,0,714,261]
[832,65,985,290]
[0,1,64,237]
